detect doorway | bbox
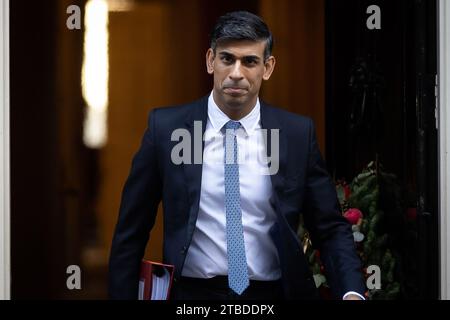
[325,0,439,299]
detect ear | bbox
[206,48,215,75]
[262,56,276,81]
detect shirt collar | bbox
[207,91,261,135]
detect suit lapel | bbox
[183,96,208,238]
[260,101,287,193]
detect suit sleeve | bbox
[108,109,162,299]
[302,118,366,299]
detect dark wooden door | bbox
[325,0,438,299]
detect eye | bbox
[220,55,234,64]
[243,57,258,66]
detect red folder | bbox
[138,260,175,300]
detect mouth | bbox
[223,87,247,96]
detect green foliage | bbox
[301,161,403,300]
[348,163,402,299]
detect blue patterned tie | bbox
[224,120,249,295]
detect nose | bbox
[229,60,244,81]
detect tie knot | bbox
[225,120,241,131]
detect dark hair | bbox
[210,11,273,60]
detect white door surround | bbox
[0,0,10,301]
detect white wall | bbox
[439,0,450,301]
[0,0,10,300]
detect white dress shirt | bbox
[182,93,281,281]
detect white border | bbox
[439,0,450,301]
[0,0,10,300]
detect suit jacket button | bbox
[181,246,187,254]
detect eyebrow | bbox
[218,51,261,62]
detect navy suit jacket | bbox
[108,96,366,299]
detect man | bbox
[108,11,365,300]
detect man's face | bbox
[206,40,275,115]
